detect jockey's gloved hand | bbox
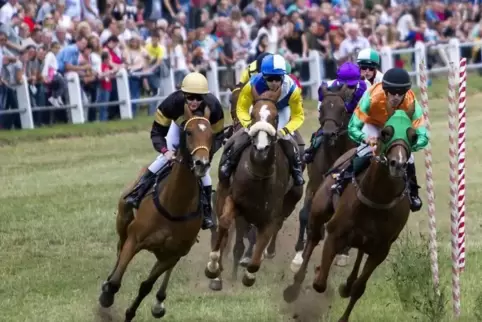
[163,150,175,160]
[277,128,289,138]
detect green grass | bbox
[1,75,482,322]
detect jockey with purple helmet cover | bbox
[304,62,367,163]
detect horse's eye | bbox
[186,130,192,137]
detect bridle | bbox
[173,116,211,170]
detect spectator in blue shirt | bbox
[56,35,89,74]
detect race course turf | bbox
[2,81,482,321]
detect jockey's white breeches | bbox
[147,121,212,186]
[356,123,414,164]
[249,105,292,141]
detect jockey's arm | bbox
[348,91,371,144]
[410,99,429,151]
[151,95,181,153]
[203,93,225,135]
[236,82,254,128]
[281,87,304,136]
[239,67,250,84]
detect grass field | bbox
[1,77,482,322]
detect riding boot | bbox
[303,130,322,164]
[279,138,305,186]
[124,169,156,209]
[219,131,251,181]
[407,162,423,212]
[201,185,215,230]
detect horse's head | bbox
[318,84,350,146]
[180,105,213,177]
[376,109,417,178]
[247,88,280,161]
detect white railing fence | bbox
[2,38,480,130]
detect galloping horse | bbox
[283,109,416,322]
[98,106,213,321]
[205,88,303,290]
[291,84,355,272]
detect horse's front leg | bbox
[242,218,279,287]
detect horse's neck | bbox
[359,160,405,202]
[161,162,199,214]
[316,134,351,169]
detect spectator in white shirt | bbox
[0,0,18,25]
[339,23,370,63]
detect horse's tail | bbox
[116,167,146,242]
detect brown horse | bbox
[205,87,303,289]
[291,84,355,272]
[283,109,417,322]
[98,106,214,321]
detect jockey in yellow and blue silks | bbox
[219,54,305,185]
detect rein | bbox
[351,143,410,210]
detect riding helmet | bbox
[357,48,381,68]
[382,68,411,94]
[255,52,271,73]
[181,72,209,94]
[261,54,287,76]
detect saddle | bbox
[149,164,205,222]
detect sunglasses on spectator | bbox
[264,75,283,82]
[360,66,376,71]
[185,94,204,102]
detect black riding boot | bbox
[124,169,156,209]
[279,139,305,186]
[201,185,215,230]
[219,131,251,181]
[407,162,423,212]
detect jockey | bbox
[220,54,305,185]
[303,62,367,163]
[356,48,384,88]
[238,52,271,85]
[124,72,225,229]
[331,67,429,212]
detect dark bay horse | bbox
[291,84,355,272]
[205,87,303,289]
[283,109,417,322]
[98,106,214,321]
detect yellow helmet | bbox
[181,72,209,94]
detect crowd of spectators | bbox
[0,0,481,130]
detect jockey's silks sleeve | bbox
[239,68,250,84]
[236,82,254,128]
[348,91,371,144]
[151,91,184,153]
[203,93,225,134]
[280,87,304,136]
[410,99,429,152]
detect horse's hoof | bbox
[312,281,326,294]
[204,266,220,279]
[98,291,115,308]
[209,278,223,291]
[242,272,256,287]
[283,284,301,303]
[264,249,276,259]
[290,251,303,273]
[151,302,166,319]
[338,283,350,298]
[239,257,250,267]
[335,255,349,267]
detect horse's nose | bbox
[389,159,405,170]
[194,158,210,168]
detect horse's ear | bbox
[380,126,394,143]
[406,127,418,146]
[251,86,260,101]
[203,107,211,120]
[321,83,328,97]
